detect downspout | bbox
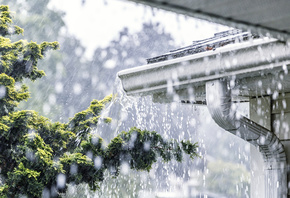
[206,79,287,198]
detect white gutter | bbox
[118,38,290,97]
[206,79,287,198]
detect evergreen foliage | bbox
[0,5,198,197]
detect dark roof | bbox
[127,0,290,43]
[147,29,259,64]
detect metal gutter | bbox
[206,79,287,198]
[118,38,290,98]
[147,30,257,64]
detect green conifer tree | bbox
[0,5,198,197]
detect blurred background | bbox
[4,0,251,197]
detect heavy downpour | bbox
[1,0,290,198]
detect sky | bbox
[48,0,229,58]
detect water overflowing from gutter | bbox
[83,77,251,198]
[91,77,200,197]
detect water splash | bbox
[74,76,251,197]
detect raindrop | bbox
[282,99,287,109]
[144,141,151,151]
[232,58,238,65]
[282,122,289,138]
[120,162,130,175]
[258,118,264,126]
[173,94,180,102]
[43,103,51,114]
[270,53,276,59]
[282,64,288,74]
[189,118,196,127]
[272,91,279,100]
[235,111,241,120]
[225,60,231,68]
[230,79,235,88]
[92,136,100,145]
[55,82,63,93]
[258,136,266,145]
[279,74,284,80]
[86,151,93,160]
[277,82,282,90]
[104,59,116,69]
[26,150,35,161]
[0,85,6,99]
[70,164,78,175]
[73,83,82,95]
[94,156,103,170]
[57,173,66,189]
[15,82,22,91]
[257,107,261,115]
[28,129,35,134]
[273,119,281,132]
[56,63,64,78]
[7,26,14,34]
[129,132,137,148]
[167,79,173,95]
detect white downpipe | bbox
[206,79,287,198]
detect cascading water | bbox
[65,77,252,198]
[94,77,137,142]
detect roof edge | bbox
[128,0,290,42]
